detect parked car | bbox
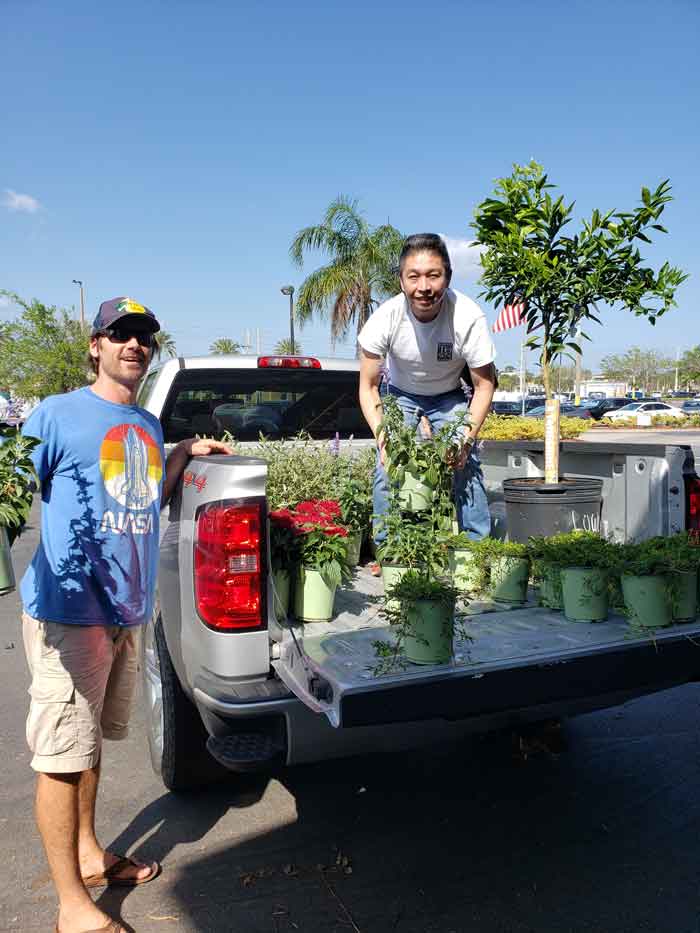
[586,397,642,420]
[680,400,700,413]
[605,401,687,422]
[524,403,593,420]
[491,401,523,416]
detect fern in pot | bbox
[614,539,673,631]
[339,474,372,567]
[377,569,464,668]
[0,428,39,596]
[528,535,564,610]
[661,532,700,623]
[269,508,301,621]
[537,531,613,623]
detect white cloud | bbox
[440,235,484,280]
[3,189,42,213]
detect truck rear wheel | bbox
[142,613,227,791]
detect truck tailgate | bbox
[272,570,700,728]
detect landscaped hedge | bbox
[479,415,589,441]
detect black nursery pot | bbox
[503,477,604,543]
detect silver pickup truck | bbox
[138,354,700,790]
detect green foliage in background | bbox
[0,428,39,543]
[247,434,375,513]
[290,196,404,344]
[210,338,243,355]
[0,292,90,399]
[479,414,588,440]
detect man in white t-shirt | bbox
[358,233,496,552]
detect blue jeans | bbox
[373,385,490,544]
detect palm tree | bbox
[153,330,177,360]
[274,338,302,355]
[290,196,403,345]
[210,337,243,355]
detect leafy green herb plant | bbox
[0,428,39,544]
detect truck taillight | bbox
[194,501,266,631]
[686,476,700,532]
[257,355,321,369]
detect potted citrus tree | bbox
[0,428,39,596]
[473,161,687,538]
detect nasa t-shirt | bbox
[358,288,495,396]
[21,387,165,627]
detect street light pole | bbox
[72,279,85,328]
[280,285,295,354]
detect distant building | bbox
[580,378,627,398]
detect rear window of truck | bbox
[160,367,372,442]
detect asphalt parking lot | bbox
[3,497,700,933]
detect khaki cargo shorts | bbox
[22,612,141,774]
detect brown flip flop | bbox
[83,854,160,889]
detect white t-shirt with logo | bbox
[358,288,496,396]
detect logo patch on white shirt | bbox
[437,342,453,361]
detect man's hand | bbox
[162,437,235,506]
[446,435,475,470]
[182,438,234,457]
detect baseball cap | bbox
[91,297,161,335]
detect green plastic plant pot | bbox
[449,548,479,594]
[398,470,435,512]
[272,567,291,622]
[538,562,563,610]
[346,531,362,568]
[404,598,455,665]
[560,567,609,622]
[490,555,529,604]
[382,563,411,613]
[669,569,697,622]
[293,567,337,622]
[0,526,15,597]
[621,573,672,630]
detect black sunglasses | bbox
[100,327,154,348]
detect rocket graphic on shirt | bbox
[98,424,163,534]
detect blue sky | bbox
[2,0,698,372]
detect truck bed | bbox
[273,567,700,729]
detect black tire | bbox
[143,614,228,791]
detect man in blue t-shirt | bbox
[21,297,232,933]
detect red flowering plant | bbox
[270,499,351,587]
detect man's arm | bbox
[162,437,234,506]
[455,362,496,468]
[359,350,387,463]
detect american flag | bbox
[492,301,525,334]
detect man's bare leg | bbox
[36,772,120,933]
[77,758,155,884]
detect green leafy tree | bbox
[473,161,687,480]
[601,347,674,393]
[153,330,177,360]
[274,337,302,355]
[209,337,243,355]
[290,196,404,344]
[0,292,90,399]
[678,347,700,387]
